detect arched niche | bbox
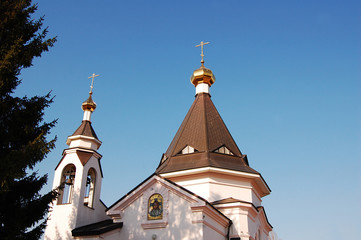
[84,168,96,208]
[58,164,76,204]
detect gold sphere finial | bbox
[190,41,215,87]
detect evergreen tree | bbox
[0,0,57,239]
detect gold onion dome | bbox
[191,41,215,87]
[190,62,216,87]
[82,93,97,112]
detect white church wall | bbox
[209,174,263,206]
[45,204,77,240]
[208,180,252,202]
[167,191,204,239]
[75,156,109,228]
[247,213,258,240]
[45,153,84,240]
[67,136,100,151]
[170,172,262,205]
[93,229,121,240]
[178,178,211,200]
[258,208,272,240]
[215,203,270,240]
[221,206,250,239]
[249,215,272,240]
[69,139,94,150]
[106,176,231,240]
[203,224,226,240]
[251,188,262,207]
[45,152,108,240]
[115,189,204,240]
[198,207,229,240]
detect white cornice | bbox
[66,135,102,146]
[160,167,271,197]
[160,167,256,178]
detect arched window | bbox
[84,168,96,208]
[58,164,76,204]
[147,194,163,220]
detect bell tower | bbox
[44,74,108,240]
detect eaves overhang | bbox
[72,219,122,237]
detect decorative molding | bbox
[215,202,258,222]
[191,205,229,227]
[141,221,168,229]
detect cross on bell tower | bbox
[88,73,99,94]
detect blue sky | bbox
[17,1,360,239]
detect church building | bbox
[44,44,273,240]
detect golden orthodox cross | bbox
[88,73,99,94]
[195,41,210,64]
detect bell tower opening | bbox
[84,168,96,208]
[58,164,76,204]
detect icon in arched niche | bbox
[148,193,163,220]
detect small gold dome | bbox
[82,93,97,112]
[190,64,215,87]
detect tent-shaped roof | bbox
[71,120,99,140]
[156,92,258,175]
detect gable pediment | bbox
[106,175,203,218]
[106,174,230,236]
[106,174,214,230]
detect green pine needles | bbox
[0,0,58,239]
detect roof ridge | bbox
[202,93,210,152]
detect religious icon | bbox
[148,194,163,220]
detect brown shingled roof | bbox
[72,219,122,237]
[72,120,99,140]
[156,93,258,175]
